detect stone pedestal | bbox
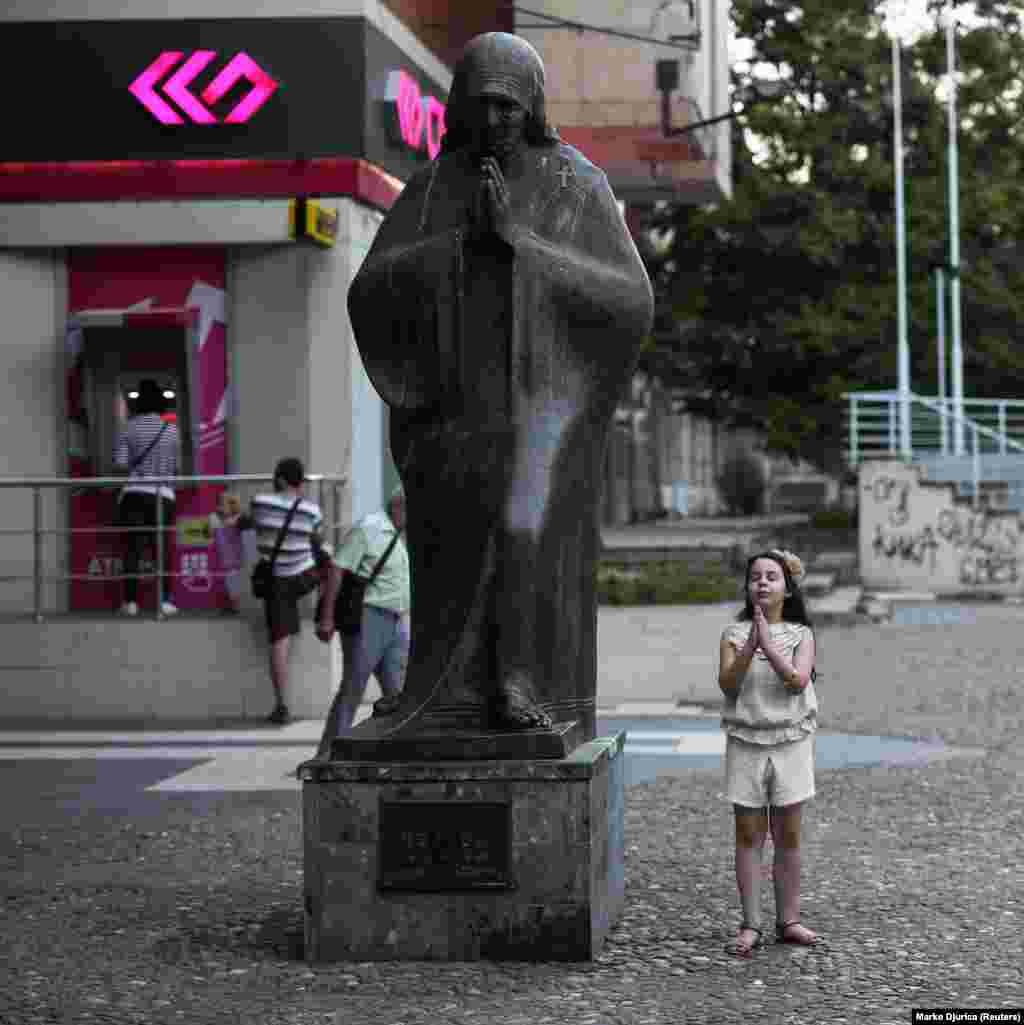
[329,718,588,762]
[301,733,625,961]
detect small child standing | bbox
[717,548,819,957]
[210,492,245,614]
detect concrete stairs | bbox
[801,552,863,623]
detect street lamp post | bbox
[946,6,965,456]
[892,36,912,461]
[934,264,948,454]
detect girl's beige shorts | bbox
[724,733,815,808]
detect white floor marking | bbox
[0,723,727,792]
[146,749,307,792]
[0,746,253,760]
[603,702,693,717]
[672,733,725,755]
[147,729,724,791]
[0,726,321,746]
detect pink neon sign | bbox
[129,51,279,125]
[202,53,279,124]
[386,69,447,160]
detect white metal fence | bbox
[0,473,347,621]
[844,391,1024,510]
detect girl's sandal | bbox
[776,920,818,945]
[725,924,764,958]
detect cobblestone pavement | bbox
[3,610,1024,1025]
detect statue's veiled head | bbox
[441,32,559,159]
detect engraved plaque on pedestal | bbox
[377,801,512,892]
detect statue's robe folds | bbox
[348,142,654,741]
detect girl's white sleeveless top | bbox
[720,620,818,745]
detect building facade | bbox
[510,1,737,523]
[0,0,733,720]
[0,0,450,719]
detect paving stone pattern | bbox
[3,610,1024,1024]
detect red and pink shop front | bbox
[64,246,231,612]
[0,10,450,719]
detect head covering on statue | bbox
[338,31,655,760]
[441,32,559,156]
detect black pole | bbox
[664,108,740,137]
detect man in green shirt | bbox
[312,486,410,758]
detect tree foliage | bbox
[641,0,1024,471]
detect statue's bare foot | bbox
[491,676,553,731]
[372,693,409,718]
[495,703,553,730]
[295,753,331,778]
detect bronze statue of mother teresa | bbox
[342,32,653,757]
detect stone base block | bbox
[302,734,625,961]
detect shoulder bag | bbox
[334,527,403,635]
[251,497,302,600]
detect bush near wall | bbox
[717,451,766,516]
[810,507,857,529]
[597,562,742,605]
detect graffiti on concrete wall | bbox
[868,474,940,569]
[872,522,940,568]
[869,474,911,525]
[865,471,1022,586]
[936,509,1020,585]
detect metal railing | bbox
[844,391,1024,509]
[845,391,1024,463]
[0,473,347,622]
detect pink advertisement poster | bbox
[66,247,231,612]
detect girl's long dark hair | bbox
[738,550,814,628]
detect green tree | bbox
[642,0,1024,471]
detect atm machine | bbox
[73,316,197,477]
[66,306,222,612]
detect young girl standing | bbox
[210,492,245,614]
[718,549,819,957]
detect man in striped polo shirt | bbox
[248,457,334,725]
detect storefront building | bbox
[512,0,734,522]
[0,0,450,721]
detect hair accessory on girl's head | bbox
[770,548,805,584]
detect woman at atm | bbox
[113,378,179,616]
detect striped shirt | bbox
[114,414,179,502]
[249,493,324,577]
